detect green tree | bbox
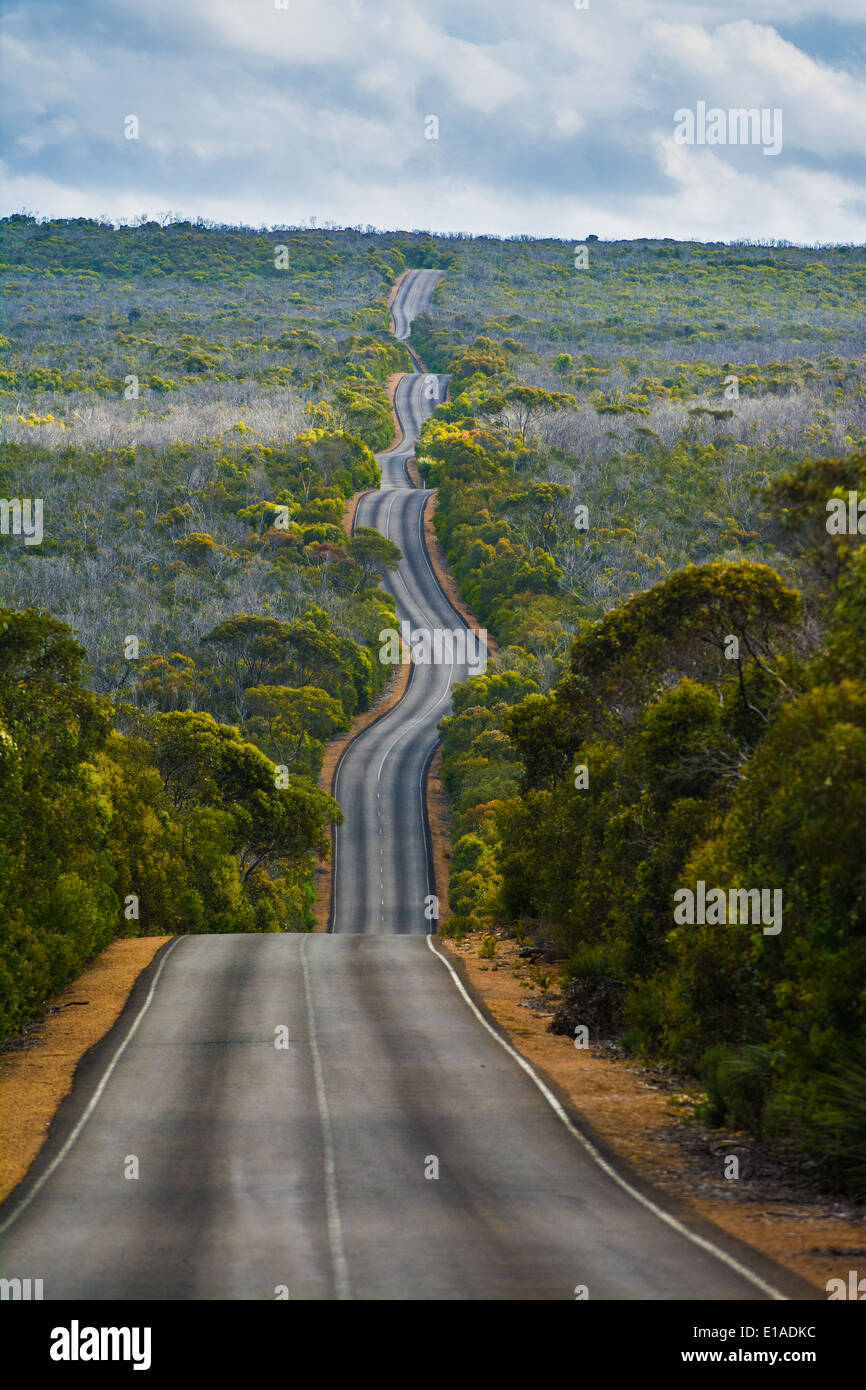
[346,526,402,590]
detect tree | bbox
[764,452,866,587]
[0,607,112,774]
[132,708,342,881]
[502,386,577,441]
[504,691,576,790]
[507,482,572,557]
[346,526,401,590]
[202,614,294,694]
[244,684,349,772]
[565,561,802,733]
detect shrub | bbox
[697,1045,775,1133]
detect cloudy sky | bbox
[1,0,864,242]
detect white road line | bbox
[425,934,787,1302]
[0,936,185,1237]
[375,666,453,780]
[393,564,417,607]
[382,486,400,535]
[375,497,464,780]
[419,742,436,933]
[300,936,351,1300]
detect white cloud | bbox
[649,20,866,154]
[650,133,866,243]
[0,0,864,240]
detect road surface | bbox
[390,267,443,340]
[331,366,474,934]
[0,934,810,1299]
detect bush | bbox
[772,1057,866,1200]
[697,1045,775,1133]
[549,972,626,1041]
[620,977,668,1057]
[438,915,474,941]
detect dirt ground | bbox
[0,937,171,1204]
[381,373,405,452]
[341,485,374,538]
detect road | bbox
[389,267,444,340]
[0,271,814,1300]
[331,371,472,934]
[0,934,810,1299]
[332,266,470,933]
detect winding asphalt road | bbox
[331,375,473,932]
[389,267,444,341]
[0,272,815,1301]
[333,266,471,934]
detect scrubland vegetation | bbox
[0,215,442,1039]
[414,237,866,1198]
